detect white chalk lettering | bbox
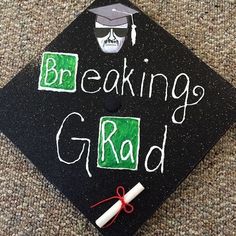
[144,125,167,173]
[121,57,135,96]
[120,140,134,163]
[140,72,146,97]
[81,69,101,94]
[59,68,71,85]
[149,73,168,101]
[56,112,92,177]
[101,120,119,164]
[172,73,205,124]
[103,69,120,94]
[44,58,58,86]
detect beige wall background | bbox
[0,0,235,235]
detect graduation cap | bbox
[88,3,139,46]
[1,0,235,235]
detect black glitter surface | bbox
[0,0,235,235]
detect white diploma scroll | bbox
[95,182,145,228]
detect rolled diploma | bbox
[95,182,145,228]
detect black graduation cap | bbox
[0,0,235,235]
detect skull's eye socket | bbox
[113,28,129,37]
[94,28,111,38]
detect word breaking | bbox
[39,52,205,125]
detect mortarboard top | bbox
[88,3,139,26]
[1,0,236,235]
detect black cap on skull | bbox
[88,3,138,26]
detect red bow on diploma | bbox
[90,186,134,228]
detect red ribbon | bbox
[90,186,134,228]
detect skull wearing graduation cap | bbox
[89,4,138,54]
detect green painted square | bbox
[97,116,140,170]
[38,52,78,92]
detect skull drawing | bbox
[88,3,138,54]
[94,22,128,53]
